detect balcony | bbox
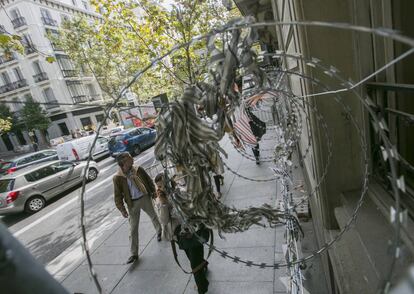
[45,100,59,109]
[88,93,101,101]
[13,79,28,89]
[62,69,78,78]
[72,95,88,104]
[33,72,48,82]
[0,83,15,94]
[41,17,57,26]
[11,17,27,29]
[0,54,17,65]
[25,45,37,55]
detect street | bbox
[0,147,157,266]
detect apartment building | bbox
[234,0,414,293]
[0,0,106,152]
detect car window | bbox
[141,128,151,134]
[25,166,55,182]
[0,179,14,192]
[97,137,108,144]
[16,155,36,166]
[42,150,57,156]
[129,129,141,137]
[51,161,73,172]
[0,162,13,170]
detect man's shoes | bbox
[126,255,138,264]
[157,232,162,242]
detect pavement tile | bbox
[103,221,157,248]
[62,264,129,294]
[184,281,274,294]
[111,270,189,294]
[206,246,274,282]
[134,239,190,271]
[82,245,145,265]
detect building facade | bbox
[234,0,414,293]
[0,0,106,152]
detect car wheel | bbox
[88,168,98,181]
[25,196,46,214]
[133,145,141,155]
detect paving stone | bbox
[62,264,128,294]
[82,245,145,265]
[111,270,189,294]
[184,281,274,294]
[104,221,156,248]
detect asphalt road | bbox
[0,147,157,266]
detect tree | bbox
[0,104,17,134]
[0,118,12,134]
[20,97,50,143]
[56,0,238,103]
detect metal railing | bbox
[33,72,48,82]
[11,16,27,28]
[72,95,88,103]
[61,69,78,77]
[0,54,16,65]
[25,45,37,55]
[13,79,27,89]
[41,17,57,26]
[45,100,60,109]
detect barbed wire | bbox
[67,19,412,294]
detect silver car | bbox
[0,160,99,214]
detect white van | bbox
[56,136,109,161]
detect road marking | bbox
[13,151,156,238]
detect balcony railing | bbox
[72,95,88,104]
[0,83,15,94]
[33,72,48,82]
[51,42,63,51]
[41,17,57,26]
[13,79,27,89]
[25,45,37,55]
[11,17,27,29]
[61,69,78,77]
[0,54,16,65]
[45,100,59,109]
[88,93,101,100]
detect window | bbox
[13,67,24,80]
[97,137,108,144]
[1,72,11,85]
[42,150,57,157]
[141,128,151,134]
[43,88,56,102]
[21,34,33,47]
[58,123,70,136]
[80,117,92,127]
[16,155,37,166]
[40,8,52,19]
[0,25,5,33]
[71,0,77,6]
[32,61,43,74]
[10,8,21,19]
[82,1,88,10]
[96,114,106,124]
[51,161,73,173]
[25,166,55,182]
[87,84,96,95]
[0,179,14,193]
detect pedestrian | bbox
[113,152,162,264]
[32,141,39,152]
[246,107,266,164]
[154,173,210,294]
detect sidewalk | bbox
[46,136,328,294]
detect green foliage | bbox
[0,33,24,57]
[57,0,238,102]
[0,104,20,133]
[20,97,50,131]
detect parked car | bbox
[108,127,157,157]
[56,135,109,161]
[0,150,58,176]
[0,160,99,214]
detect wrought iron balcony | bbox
[11,17,27,29]
[72,95,88,104]
[61,69,78,78]
[33,72,48,82]
[88,94,101,100]
[0,54,16,65]
[0,83,15,94]
[41,17,57,26]
[25,45,37,55]
[13,79,27,89]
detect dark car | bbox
[108,127,157,157]
[0,149,59,176]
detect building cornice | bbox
[0,0,102,20]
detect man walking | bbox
[113,152,162,264]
